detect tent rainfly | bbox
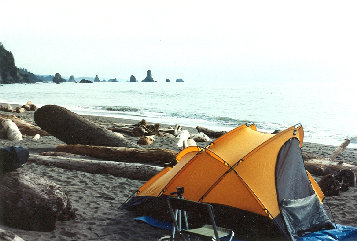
[125,123,334,240]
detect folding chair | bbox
[166,193,234,241]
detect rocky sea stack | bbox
[142,70,155,82]
[130,75,137,82]
[94,75,100,82]
[53,73,66,84]
[68,75,75,82]
[79,79,93,83]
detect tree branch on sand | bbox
[56,144,178,166]
[29,153,163,181]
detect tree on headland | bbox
[0,42,41,84]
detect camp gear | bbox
[125,123,333,240]
[0,146,29,174]
[167,187,234,241]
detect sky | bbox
[1,0,357,83]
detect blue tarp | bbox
[297,224,357,241]
[135,216,357,241]
[134,216,245,241]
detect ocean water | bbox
[1,81,356,148]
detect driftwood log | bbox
[29,154,163,181]
[56,144,178,166]
[196,126,227,138]
[0,170,75,231]
[0,114,49,136]
[34,105,140,148]
[305,158,357,176]
[0,228,24,241]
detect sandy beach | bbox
[1,109,356,241]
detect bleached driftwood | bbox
[329,139,350,162]
[29,154,163,181]
[0,228,24,241]
[0,169,75,231]
[0,114,49,136]
[191,132,211,142]
[0,119,22,141]
[56,144,177,166]
[176,130,190,149]
[196,126,227,138]
[34,105,140,148]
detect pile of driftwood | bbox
[0,101,37,113]
[304,139,356,196]
[0,113,49,140]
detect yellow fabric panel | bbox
[137,153,194,197]
[138,167,171,193]
[138,147,200,195]
[163,152,229,201]
[235,126,303,218]
[209,126,274,166]
[307,171,324,203]
[202,172,268,217]
[176,146,201,162]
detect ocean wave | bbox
[98,106,141,112]
[168,112,251,127]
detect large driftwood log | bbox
[34,105,140,148]
[0,114,49,136]
[305,158,357,175]
[0,170,75,231]
[0,228,24,241]
[29,154,163,181]
[56,144,178,166]
[196,126,227,138]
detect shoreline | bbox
[1,100,356,149]
[0,107,357,240]
[2,107,357,164]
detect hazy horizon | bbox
[1,0,357,83]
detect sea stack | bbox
[94,75,100,82]
[130,75,137,82]
[53,73,65,84]
[68,75,75,82]
[142,70,155,82]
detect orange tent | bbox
[126,123,333,240]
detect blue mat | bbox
[135,216,357,241]
[134,216,245,241]
[297,223,357,241]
